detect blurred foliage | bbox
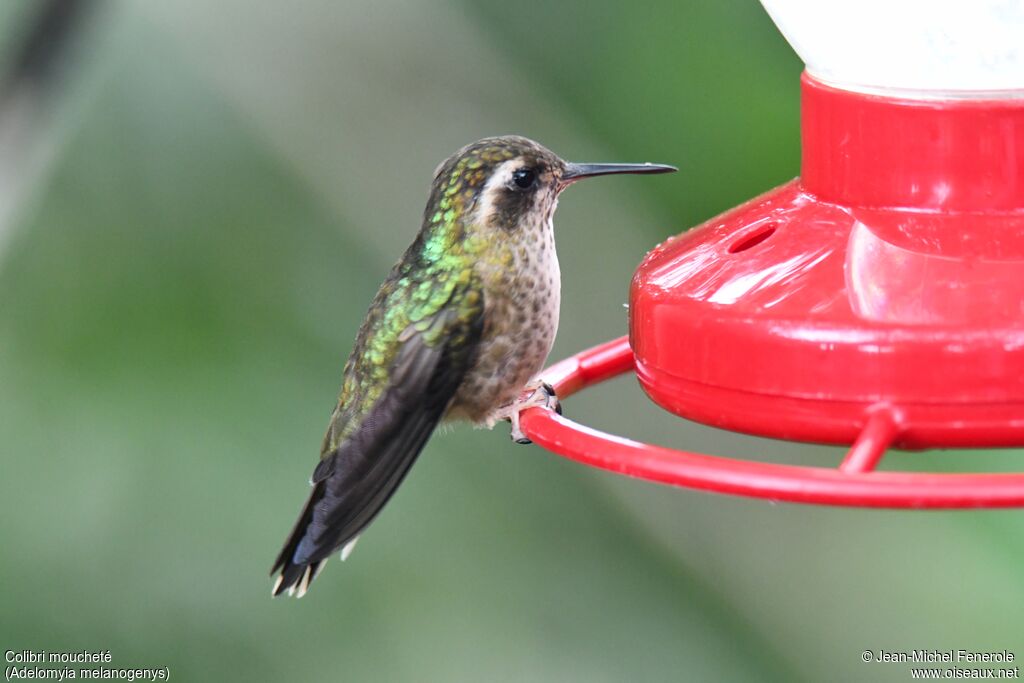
[0,2,1021,682]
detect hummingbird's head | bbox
[426,135,675,235]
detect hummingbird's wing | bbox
[271,293,483,597]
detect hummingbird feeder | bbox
[519,1,1024,508]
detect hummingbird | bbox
[271,135,675,597]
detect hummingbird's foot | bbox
[491,381,561,445]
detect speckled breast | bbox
[450,226,560,422]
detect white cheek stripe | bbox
[472,158,522,225]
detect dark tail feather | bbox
[270,482,326,598]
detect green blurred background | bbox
[1,2,1020,681]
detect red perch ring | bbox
[518,337,1024,509]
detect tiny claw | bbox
[510,411,531,444]
[541,382,562,416]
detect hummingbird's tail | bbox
[271,469,364,598]
[270,483,328,598]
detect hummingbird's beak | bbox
[560,162,677,189]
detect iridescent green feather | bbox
[322,144,516,451]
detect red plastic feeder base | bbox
[519,74,1024,508]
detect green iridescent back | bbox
[321,140,533,452]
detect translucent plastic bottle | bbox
[760,0,1024,97]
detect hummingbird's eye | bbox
[511,168,537,190]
